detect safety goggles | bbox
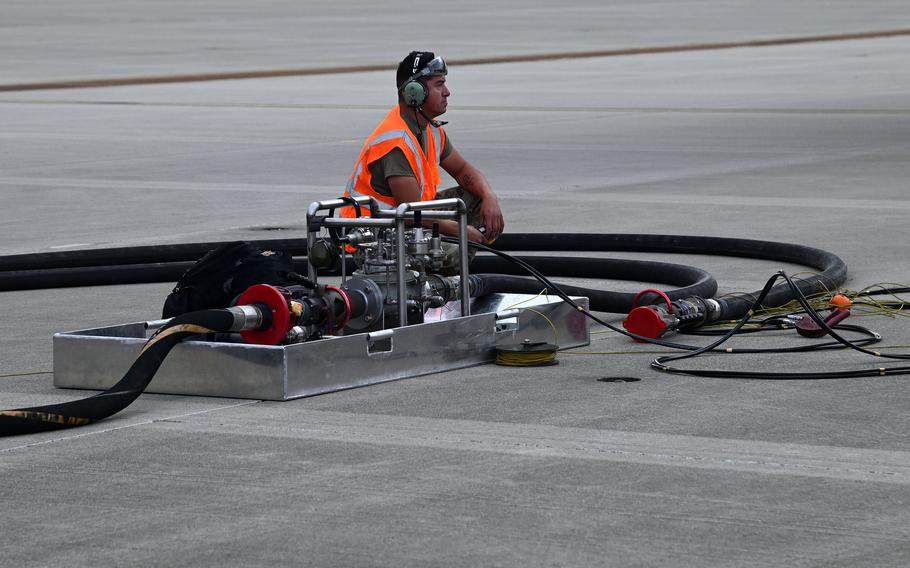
[409,56,447,82]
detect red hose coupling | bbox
[623,288,675,340]
[236,284,295,345]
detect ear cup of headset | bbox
[401,79,428,107]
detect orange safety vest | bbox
[339,106,446,217]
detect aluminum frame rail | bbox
[306,196,471,324]
[54,293,589,400]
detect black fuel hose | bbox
[0,234,844,318]
[0,233,847,349]
[0,308,241,437]
[0,239,309,292]
[0,262,197,291]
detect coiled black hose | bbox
[0,234,846,320]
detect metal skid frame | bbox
[53,294,590,401]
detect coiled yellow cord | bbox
[494,348,559,367]
[494,342,559,367]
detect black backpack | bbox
[162,241,299,318]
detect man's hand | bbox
[467,225,486,243]
[478,194,504,241]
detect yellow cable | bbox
[496,292,562,367]
[523,307,559,345]
[503,288,553,310]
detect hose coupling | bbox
[623,289,717,339]
[226,304,266,332]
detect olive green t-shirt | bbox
[367,108,454,198]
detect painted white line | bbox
[154,409,910,485]
[0,399,262,454]
[48,243,93,250]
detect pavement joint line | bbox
[566,193,910,210]
[1,27,909,92]
[153,409,910,485]
[0,399,261,454]
[2,99,910,116]
[0,371,53,379]
[3,177,910,210]
[0,177,337,195]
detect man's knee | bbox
[435,186,482,226]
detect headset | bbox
[400,78,428,107]
[399,53,447,108]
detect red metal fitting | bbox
[236,284,294,345]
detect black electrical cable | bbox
[681,321,881,352]
[682,323,881,352]
[866,286,910,296]
[777,272,910,362]
[652,271,910,379]
[0,308,250,437]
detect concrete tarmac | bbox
[2,2,910,566]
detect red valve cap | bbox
[623,306,670,340]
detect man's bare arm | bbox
[440,149,504,239]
